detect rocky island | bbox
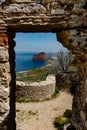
[32,52,48,61]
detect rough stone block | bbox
[0,62,10,77]
[51,8,65,15]
[0,47,9,62]
[0,34,8,47]
[0,102,9,114]
[0,86,9,100]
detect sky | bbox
[14,33,67,53]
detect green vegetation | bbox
[16,97,40,103]
[16,83,59,103]
[16,66,55,82]
[63,109,72,118]
[51,86,59,99]
[28,110,38,116]
[53,109,72,130]
[43,86,59,101]
[55,86,59,94]
[16,109,20,112]
[16,98,26,103]
[16,97,31,103]
[16,51,77,99]
[16,86,59,103]
[54,117,70,130]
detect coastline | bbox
[16,51,58,72]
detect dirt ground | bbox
[16,91,73,130]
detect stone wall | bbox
[0,0,87,130]
[0,0,87,32]
[0,30,16,130]
[0,33,10,130]
[57,29,87,130]
[16,74,55,101]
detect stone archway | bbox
[0,0,87,130]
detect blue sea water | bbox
[15,52,47,72]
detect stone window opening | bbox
[0,27,86,130]
[0,0,87,129]
[14,32,68,101]
[14,32,70,129]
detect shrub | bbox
[54,116,70,130]
[63,109,72,118]
[69,84,76,95]
[53,109,72,130]
[56,73,71,90]
[55,86,59,94]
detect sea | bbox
[15,52,47,72]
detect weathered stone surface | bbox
[56,29,87,130]
[0,0,87,130]
[0,62,10,77]
[57,29,87,59]
[3,3,47,14]
[51,8,65,15]
[0,0,86,32]
[12,0,32,3]
[0,34,8,47]
[0,86,9,100]
[0,102,9,114]
[0,47,9,62]
[0,95,10,124]
[16,74,55,101]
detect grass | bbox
[16,98,31,103]
[51,86,59,99]
[16,66,55,82]
[43,85,59,101]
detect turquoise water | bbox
[15,52,47,72]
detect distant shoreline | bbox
[15,52,47,72]
[15,52,58,72]
[16,57,58,74]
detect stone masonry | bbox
[16,74,55,101]
[0,0,87,130]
